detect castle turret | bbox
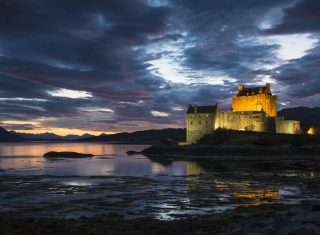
[232,83,277,117]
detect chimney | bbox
[238,85,244,92]
[266,83,270,91]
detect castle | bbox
[184,83,300,144]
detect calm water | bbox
[0,142,319,220]
[0,142,187,176]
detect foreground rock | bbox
[221,203,320,235]
[0,204,290,235]
[43,151,93,158]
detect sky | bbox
[0,0,319,135]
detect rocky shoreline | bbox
[1,203,320,235]
[139,145,320,159]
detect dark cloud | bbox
[273,43,320,107]
[0,0,319,133]
[264,0,320,34]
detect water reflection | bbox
[0,142,117,156]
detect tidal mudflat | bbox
[1,143,320,234]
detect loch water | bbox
[0,142,319,220]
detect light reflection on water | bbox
[0,143,318,220]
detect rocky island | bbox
[43,151,94,158]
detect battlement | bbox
[237,83,271,96]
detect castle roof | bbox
[187,105,218,113]
[238,86,271,96]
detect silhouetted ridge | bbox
[0,127,25,142]
[81,128,186,143]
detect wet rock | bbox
[312,205,320,212]
[275,223,320,235]
[290,211,320,223]
[226,222,242,234]
[24,217,35,223]
[288,207,306,215]
[222,206,320,235]
[304,223,320,234]
[245,231,264,235]
[243,218,259,234]
[43,151,93,158]
[263,224,277,234]
[273,216,291,230]
[259,217,275,226]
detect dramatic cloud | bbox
[0,0,319,134]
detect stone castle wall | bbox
[217,111,269,132]
[185,109,300,144]
[276,119,301,134]
[186,113,215,144]
[232,94,277,117]
[186,110,277,144]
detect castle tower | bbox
[231,83,277,117]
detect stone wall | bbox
[276,119,301,134]
[232,94,277,117]
[217,111,270,132]
[186,112,215,144]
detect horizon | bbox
[7,105,319,136]
[0,0,320,135]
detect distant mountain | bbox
[0,127,25,142]
[63,133,94,140]
[16,132,94,141]
[278,107,320,129]
[81,128,186,144]
[17,132,63,140]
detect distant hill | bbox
[17,132,62,140]
[0,127,25,142]
[81,128,186,144]
[278,107,320,129]
[16,132,94,141]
